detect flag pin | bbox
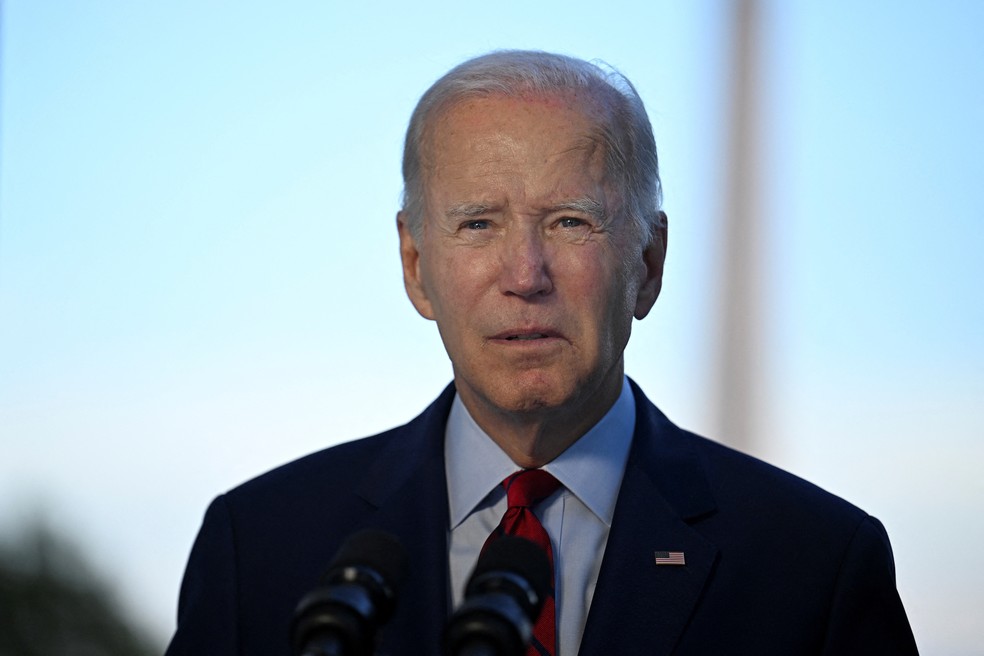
[654,550,686,566]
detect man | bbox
[166,51,917,655]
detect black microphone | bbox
[444,536,552,656]
[291,529,408,656]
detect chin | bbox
[485,372,579,415]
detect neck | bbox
[457,372,624,469]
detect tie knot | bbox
[503,469,561,508]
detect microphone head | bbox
[446,537,552,656]
[292,529,407,656]
[466,536,551,612]
[324,528,408,590]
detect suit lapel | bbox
[579,382,720,655]
[352,385,456,655]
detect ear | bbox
[633,212,668,320]
[397,212,436,320]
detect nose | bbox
[497,226,553,298]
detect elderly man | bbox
[166,51,917,655]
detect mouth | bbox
[490,328,563,343]
[505,333,550,341]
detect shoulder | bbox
[229,428,401,505]
[629,380,871,547]
[177,385,453,621]
[694,429,866,528]
[223,382,457,514]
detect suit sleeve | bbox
[165,495,240,656]
[820,515,919,655]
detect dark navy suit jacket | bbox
[166,381,918,655]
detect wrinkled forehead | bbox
[419,88,615,166]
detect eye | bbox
[559,217,586,228]
[464,220,490,230]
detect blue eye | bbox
[559,217,584,228]
[465,220,489,230]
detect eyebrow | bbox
[546,198,605,220]
[445,198,606,220]
[445,203,494,219]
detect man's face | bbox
[399,94,665,427]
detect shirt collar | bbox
[445,377,636,528]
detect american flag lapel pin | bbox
[654,550,686,566]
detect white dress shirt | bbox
[445,377,636,656]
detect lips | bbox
[490,328,563,342]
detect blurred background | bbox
[1,1,981,653]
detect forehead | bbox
[427,92,605,149]
[420,93,610,199]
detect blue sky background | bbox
[1,2,981,653]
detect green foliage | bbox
[0,523,159,656]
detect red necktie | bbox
[482,469,561,656]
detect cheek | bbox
[565,244,633,302]
[421,250,485,319]
[581,254,639,341]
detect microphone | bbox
[291,529,408,656]
[444,536,552,656]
